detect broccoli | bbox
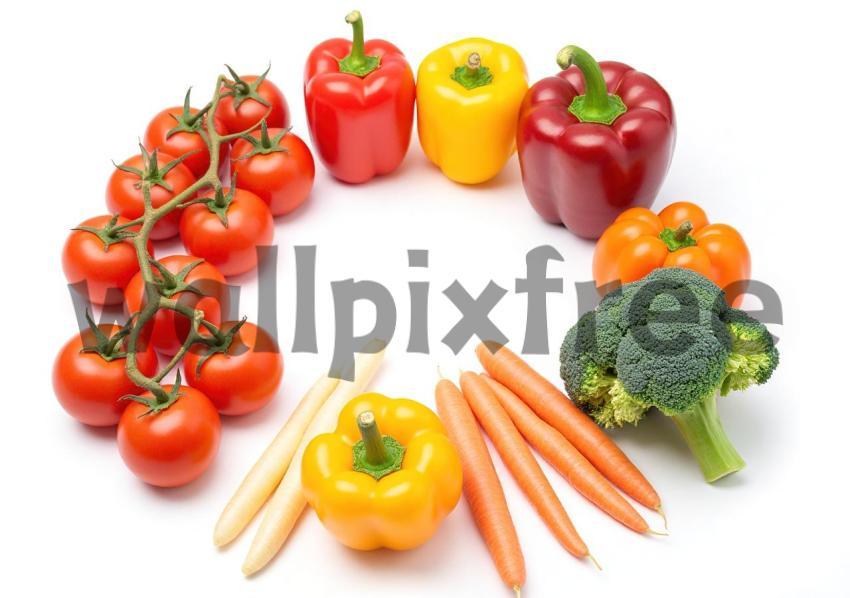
[560,267,779,482]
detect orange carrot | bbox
[482,374,649,534]
[435,378,525,595]
[476,342,661,511]
[460,371,591,560]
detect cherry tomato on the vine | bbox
[117,384,221,487]
[218,65,289,134]
[124,255,227,355]
[106,147,195,240]
[53,322,158,426]
[143,89,229,179]
[62,215,153,306]
[231,125,315,216]
[179,187,273,277]
[184,321,283,416]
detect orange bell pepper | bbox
[592,201,751,305]
[301,392,462,551]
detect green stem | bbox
[147,154,161,180]
[659,220,697,252]
[259,120,272,148]
[672,393,745,482]
[213,187,227,209]
[123,74,231,404]
[673,221,693,241]
[352,411,405,480]
[358,412,387,464]
[450,52,494,90]
[556,45,627,125]
[338,11,381,77]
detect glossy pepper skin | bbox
[593,201,751,306]
[304,11,415,184]
[518,45,675,239]
[302,392,462,551]
[417,38,528,184]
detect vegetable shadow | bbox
[605,393,771,487]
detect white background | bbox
[2,1,848,596]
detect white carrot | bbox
[213,375,340,547]
[241,348,385,575]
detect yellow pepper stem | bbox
[358,411,387,463]
[451,52,494,90]
[353,411,405,480]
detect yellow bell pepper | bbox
[417,38,528,184]
[301,392,462,551]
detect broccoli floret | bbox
[560,267,779,482]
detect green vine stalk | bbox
[118,73,269,410]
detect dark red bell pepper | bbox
[517,45,675,239]
[304,11,415,184]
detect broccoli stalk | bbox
[560,268,779,482]
[672,393,744,482]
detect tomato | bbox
[62,215,152,306]
[231,127,315,216]
[179,187,274,276]
[53,323,158,426]
[184,321,283,416]
[143,90,229,178]
[117,384,221,487]
[124,255,227,355]
[217,67,290,134]
[106,149,195,240]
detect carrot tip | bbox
[588,553,602,571]
[648,528,669,537]
[655,504,669,532]
[513,585,522,598]
[436,363,460,382]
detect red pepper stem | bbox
[357,411,388,465]
[347,11,366,62]
[557,45,627,125]
[338,11,381,77]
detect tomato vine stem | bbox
[122,72,272,406]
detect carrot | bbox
[476,342,661,511]
[482,374,649,534]
[460,372,591,561]
[213,374,340,547]
[435,378,525,596]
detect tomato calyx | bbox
[223,64,272,111]
[122,370,185,416]
[185,181,240,227]
[165,88,213,140]
[79,311,132,362]
[149,257,206,298]
[192,317,248,376]
[234,120,291,160]
[72,214,137,251]
[659,220,697,252]
[113,144,195,192]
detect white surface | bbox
[2,1,848,596]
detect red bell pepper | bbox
[304,11,415,184]
[517,45,675,239]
